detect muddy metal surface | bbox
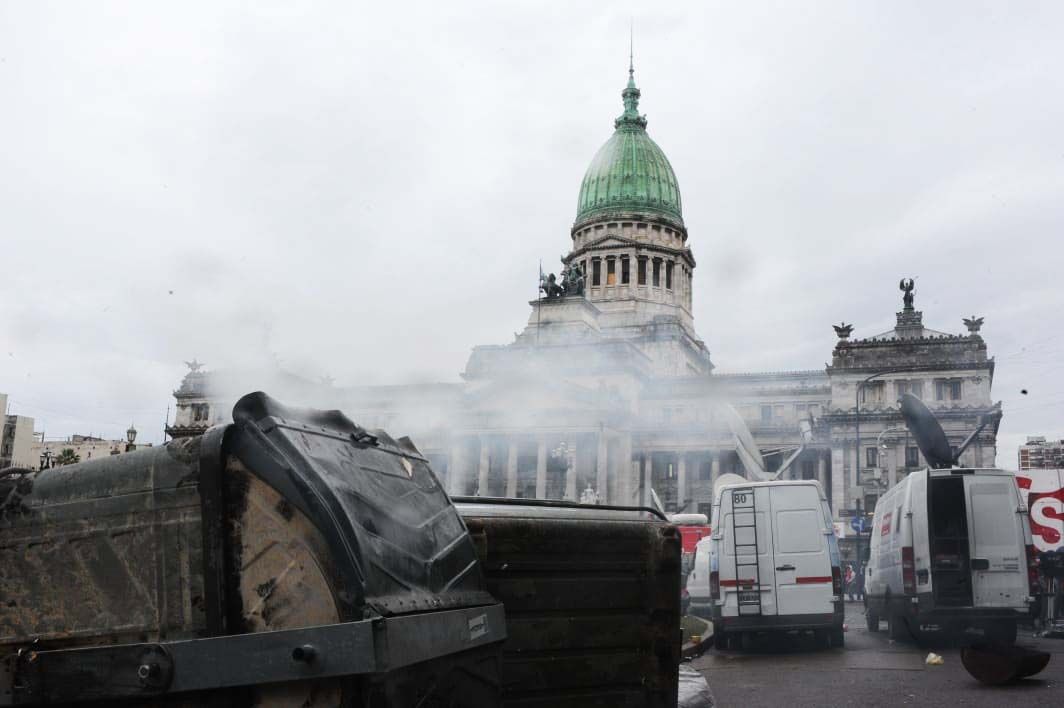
[692,602,1064,707]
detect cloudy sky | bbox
[2,1,1062,465]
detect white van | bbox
[694,480,844,649]
[687,536,714,619]
[865,467,1038,644]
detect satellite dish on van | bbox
[713,472,748,500]
[721,404,771,481]
[899,393,953,469]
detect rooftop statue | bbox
[560,259,585,296]
[540,260,585,299]
[833,322,854,339]
[184,359,204,373]
[899,278,915,310]
[963,316,984,334]
[539,272,564,299]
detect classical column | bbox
[639,452,649,506]
[505,440,518,497]
[817,451,828,494]
[677,454,687,511]
[888,445,898,488]
[831,447,845,514]
[711,451,721,486]
[596,433,608,503]
[565,442,578,501]
[619,434,633,504]
[535,438,547,499]
[477,438,490,496]
[449,441,465,496]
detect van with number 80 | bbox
[703,479,844,650]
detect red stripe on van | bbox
[795,576,833,584]
[720,579,757,587]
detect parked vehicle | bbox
[701,479,844,649]
[864,393,1037,644]
[672,512,711,577]
[864,467,1037,643]
[687,536,713,619]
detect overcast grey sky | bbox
[2,1,1062,466]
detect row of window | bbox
[865,445,939,468]
[575,222,680,240]
[860,378,964,404]
[581,255,682,290]
[759,403,823,423]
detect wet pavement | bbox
[691,602,1064,707]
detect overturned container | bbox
[456,498,682,707]
[0,392,505,706]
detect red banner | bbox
[1016,469,1064,552]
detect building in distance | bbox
[1019,436,1064,471]
[32,428,152,470]
[0,393,35,470]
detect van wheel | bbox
[831,626,845,647]
[865,606,880,632]
[713,631,728,651]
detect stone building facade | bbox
[0,393,36,470]
[166,67,999,556]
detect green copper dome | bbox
[575,68,683,229]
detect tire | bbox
[714,631,728,651]
[831,626,845,647]
[865,605,880,632]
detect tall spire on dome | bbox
[628,20,635,88]
[617,22,647,130]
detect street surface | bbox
[692,602,1064,707]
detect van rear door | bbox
[771,485,833,617]
[720,486,777,617]
[965,476,1027,608]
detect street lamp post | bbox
[852,369,907,564]
[853,369,908,498]
[125,424,137,453]
[854,497,865,576]
[876,425,908,488]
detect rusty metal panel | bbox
[460,503,682,708]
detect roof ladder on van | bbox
[730,487,763,616]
